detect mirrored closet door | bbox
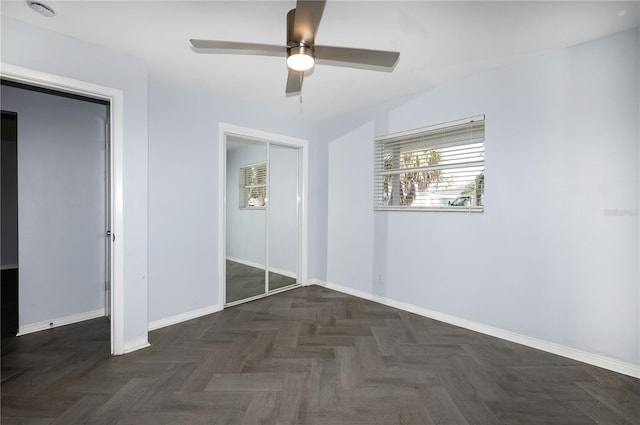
[225,136,299,305]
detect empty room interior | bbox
[1,1,639,424]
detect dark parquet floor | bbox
[2,285,639,424]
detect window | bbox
[239,161,267,209]
[374,115,485,212]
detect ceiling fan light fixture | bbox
[287,45,315,71]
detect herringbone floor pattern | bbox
[2,286,639,424]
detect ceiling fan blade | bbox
[190,39,285,57]
[315,45,400,71]
[285,68,303,97]
[291,0,326,45]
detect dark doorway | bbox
[1,111,19,338]
[1,78,111,339]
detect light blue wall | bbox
[327,122,375,293]
[307,129,329,281]
[147,77,221,321]
[323,28,639,366]
[1,17,149,344]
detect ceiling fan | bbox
[190,0,400,97]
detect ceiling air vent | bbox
[27,0,57,17]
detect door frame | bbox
[1,63,125,355]
[219,123,308,307]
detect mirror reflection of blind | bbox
[374,116,485,210]
[239,161,267,208]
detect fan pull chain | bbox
[299,72,304,104]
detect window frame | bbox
[374,115,485,213]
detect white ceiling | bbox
[2,1,638,121]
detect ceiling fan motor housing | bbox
[287,44,315,61]
[286,8,314,54]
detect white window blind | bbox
[374,115,485,212]
[239,161,267,208]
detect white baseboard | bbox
[17,308,105,336]
[269,266,297,279]
[226,256,297,279]
[306,278,324,287]
[148,304,222,331]
[314,280,640,379]
[303,279,317,286]
[123,336,150,354]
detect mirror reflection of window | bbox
[239,162,266,209]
